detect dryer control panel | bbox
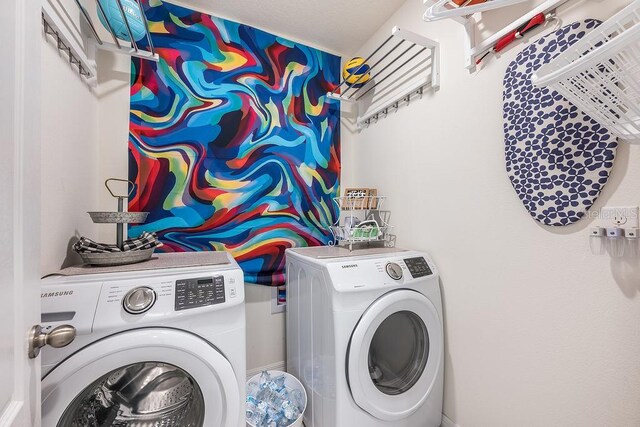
[403,256,433,278]
[325,251,438,292]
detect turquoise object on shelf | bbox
[97,0,147,42]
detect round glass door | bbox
[368,311,429,396]
[58,362,205,427]
[42,328,240,427]
[347,290,442,421]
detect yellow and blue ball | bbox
[343,57,371,88]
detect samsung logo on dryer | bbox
[341,264,358,269]
[41,290,74,298]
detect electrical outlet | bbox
[600,206,639,228]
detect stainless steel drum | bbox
[58,362,205,427]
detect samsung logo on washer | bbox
[341,264,358,269]
[41,290,74,298]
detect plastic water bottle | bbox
[247,380,260,397]
[246,399,267,425]
[272,374,286,392]
[259,371,272,388]
[256,388,284,409]
[282,400,300,421]
[290,389,304,411]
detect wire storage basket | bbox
[531,0,640,141]
[330,196,395,250]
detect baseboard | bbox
[441,414,460,427]
[246,360,287,380]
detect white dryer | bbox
[286,246,443,427]
[40,252,245,427]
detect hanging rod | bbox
[354,46,428,101]
[327,26,439,103]
[328,35,395,98]
[347,42,414,99]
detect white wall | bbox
[40,36,100,275]
[342,0,640,426]
[95,50,132,243]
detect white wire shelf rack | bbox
[423,0,529,22]
[423,0,572,71]
[42,0,158,84]
[330,196,396,250]
[75,0,158,61]
[327,26,440,129]
[532,0,640,141]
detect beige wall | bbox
[40,37,100,275]
[342,0,640,426]
[245,284,286,374]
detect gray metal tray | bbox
[88,211,149,224]
[79,248,155,266]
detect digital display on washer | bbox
[403,257,432,278]
[175,275,225,310]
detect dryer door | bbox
[41,328,240,427]
[347,289,442,421]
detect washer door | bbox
[42,328,240,427]
[347,289,442,421]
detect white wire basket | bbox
[330,196,395,249]
[531,0,640,141]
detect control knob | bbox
[385,262,403,280]
[123,286,156,314]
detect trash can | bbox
[246,370,307,427]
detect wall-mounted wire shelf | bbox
[424,0,528,22]
[327,26,440,129]
[330,196,395,251]
[423,0,572,71]
[532,0,640,141]
[74,0,158,62]
[42,12,96,83]
[42,0,158,84]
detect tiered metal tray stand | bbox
[330,196,395,251]
[83,179,152,266]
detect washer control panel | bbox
[123,286,156,314]
[403,256,433,278]
[175,276,225,311]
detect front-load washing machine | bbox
[286,246,443,427]
[40,252,245,427]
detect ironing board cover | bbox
[503,20,617,226]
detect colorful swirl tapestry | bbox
[128,0,341,285]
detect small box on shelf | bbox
[342,188,379,210]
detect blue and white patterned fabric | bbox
[503,20,617,226]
